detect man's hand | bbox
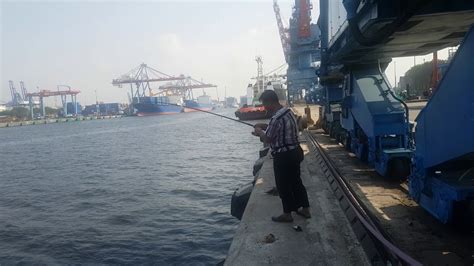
[251,126,264,137]
[254,127,264,137]
[254,123,268,130]
[252,124,271,144]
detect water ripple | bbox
[0,110,257,264]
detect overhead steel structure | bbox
[112,63,185,97]
[8,80,28,107]
[19,81,28,101]
[112,63,185,113]
[309,0,474,223]
[26,86,80,119]
[155,75,217,101]
[251,63,287,82]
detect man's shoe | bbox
[296,208,311,219]
[265,187,279,196]
[271,213,293,223]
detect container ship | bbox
[133,96,183,116]
[183,94,214,112]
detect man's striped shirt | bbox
[265,107,299,154]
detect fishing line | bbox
[148,102,256,127]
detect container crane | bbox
[155,75,217,101]
[8,80,25,107]
[112,63,185,98]
[19,81,28,100]
[112,63,185,113]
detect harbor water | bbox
[0,109,259,265]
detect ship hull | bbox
[134,102,183,116]
[235,106,271,121]
[184,107,213,112]
[183,100,213,113]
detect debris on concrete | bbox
[263,233,276,244]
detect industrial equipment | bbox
[8,81,28,107]
[410,26,474,223]
[113,63,216,115]
[112,63,185,114]
[294,0,474,223]
[26,86,80,119]
[273,0,320,102]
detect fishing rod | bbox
[152,102,256,127]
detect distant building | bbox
[0,104,7,112]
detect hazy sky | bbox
[1,0,451,106]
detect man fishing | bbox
[252,90,311,223]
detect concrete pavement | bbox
[225,140,369,265]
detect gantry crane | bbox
[112,63,185,113]
[26,87,80,119]
[19,81,28,100]
[112,63,185,98]
[155,75,216,101]
[8,81,26,107]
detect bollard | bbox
[312,106,324,129]
[298,115,308,130]
[259,147,270,158]
[231,182,254,220]
[253,157,265,176]
[304,105,314,124]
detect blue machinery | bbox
[281,1,474,223]
[410,27,474,223]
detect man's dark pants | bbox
[273,145,310,213]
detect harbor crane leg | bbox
[29,96,34,120]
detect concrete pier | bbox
[225,140,369,265]
[0,115,124,129]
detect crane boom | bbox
[19,81,28,100]
[273,0,290,63]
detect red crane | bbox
[26,87,81,119]
[298,0,312,39]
